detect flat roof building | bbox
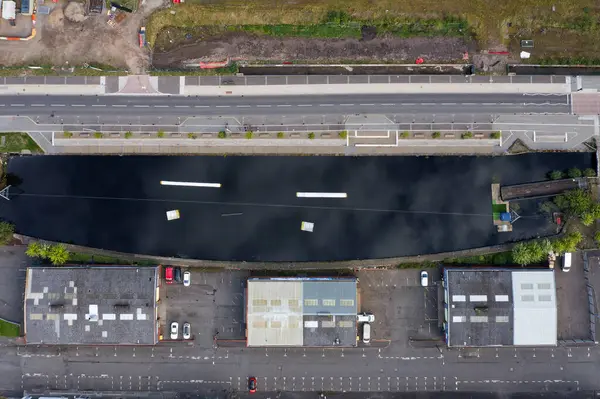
[246,277,358,347]
[24,266,159,345]
[443,268,557,347]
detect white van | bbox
[357,313,375,323]
[362,323,371,344]
[562,252,572,272]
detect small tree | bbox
[432,131,441,139]
[582,212,595,226]
[512,242,535,265]
[567,168,582,178]
[0,221,14,245]
[94,132,103,139]
[308,132,315,139]
[187,133,197,139]
[26,242,47,258]
[461,132,473,139]
[218,131,227,139]
[64,131,73,138]
[490,131,501,139]
[584,168,596,178]
[125,131,133,139]
[553,232,582,254]
[48,244,69,266]
[548,170,564,180]
[245,131,253,139]
[338,131,348,139]
[400,131,410,139]
[277,132,285,138]
[157,130,165,138]
[595,231,600,247]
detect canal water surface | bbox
[1,154,594,262]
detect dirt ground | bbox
[152,30,475,68]
[0,0,165,73]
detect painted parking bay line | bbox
[160,180,221,188]
[297,192,347,198]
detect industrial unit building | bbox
[246,277,358,347]
[24,266,160,345]
[443,268,557,347]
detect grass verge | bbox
[0,133,42,153]
[0,318,20,337]
[443,252,514,265]
[0,65,128,77]
[68,252,156,266]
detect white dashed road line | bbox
[215,105,230,108]
[257,105,271,108]
[297,104,312,107]
[236,105,250,108]
[92,104,106,107]
[134,105,149,108]
[11,104,24,106]
[175,105,190,108]
[194,105,209,108]
[112,105,126,107]
[31,104,45,107]
[51,104,65,107]
[72,104,86,107]
[155,105,169,108]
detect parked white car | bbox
[183,271,191,287]
[183,322,191,339]
[420,271,429,287]
[170,322,179,340]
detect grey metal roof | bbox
[444,268,557,347]
[246,277,357,347]
[445,269,514,347]
[25,266,158,345]
[302,280,357,315]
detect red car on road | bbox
[165,266,174,284]
[248,377,257,393]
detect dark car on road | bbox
[174,267,182,283]
[248,377,257,393]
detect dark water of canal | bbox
[1,153,594,262]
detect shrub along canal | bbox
[1,154,594,262]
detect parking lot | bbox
[0,245,27,325]
[357,268,443,349]
[555,252,592,340]
[161,268,249,348]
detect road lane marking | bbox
[160,180,221,188]
[112,105,126,107]
[215,105,230,108]
[51,104,65,107]
[277,104,291,107]
[134,105,149,108]
[92,104,106,107]
[175,105,190,108]
[319,104,334,106]
[31,104,45,107]
[10,104,24,106]
[297,192,347,198]
[236,105,250,108]
[194,105,209,108]
[380,103,395,106]
[359,103,374,106]
[340,104,354,106]
[297,104,312,107]
[72,104,85,107]
[155,105,169,108]
[257,105,271,107]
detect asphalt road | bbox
[0,94,571,117]
[4,343,598,397]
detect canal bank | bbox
[0,154,594,262]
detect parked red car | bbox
[165,266,174,284]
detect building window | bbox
[252,299,267,306]
[288,299,299,307]
[270,299,282,306]
[340,299,355,306]
[322,299,336,306]
[304,299,318,306]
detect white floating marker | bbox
[296,192,347,198]
[301,221,314,232]
[160,180,221,188]
[166,210,180,221]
